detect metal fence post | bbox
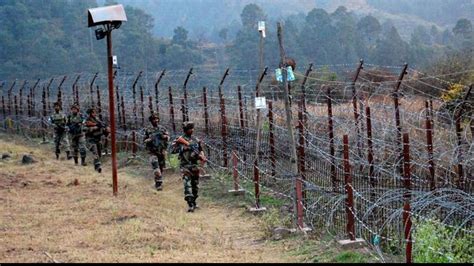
[343,135,356,241]
[402,133,412,264]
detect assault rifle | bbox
[175,136,207,163]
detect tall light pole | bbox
[88,4,127,196]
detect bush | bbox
[413,218,473,263]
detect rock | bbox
[272,227,296,240]
[2,153,11,159]
[21,154,36,164]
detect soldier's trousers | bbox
[150,152,166,186]
[53,130,70,154]
[70,135,86,158]
[181,166,200,203]
[86,138,101,169]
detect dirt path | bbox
[0,136,303,262]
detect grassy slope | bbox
[0,133,378,263]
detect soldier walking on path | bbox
[48,101,72,160]
[143,112,170,190]
[84,107,109,173]
[171,121,207,212]
[67,104,87,166]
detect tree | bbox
[172,26,189,46]
[453,18,473,37]
[240,4,266,29]
[357,15,382,43]
[372,26,410,66]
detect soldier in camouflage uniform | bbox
[171,121,206,212]
[143,112,170,190]
[48,101,72,160]
[66,104,87,166]
[84,107,109,173]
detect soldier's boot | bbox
[94,159,101,173]
[74,157,79,165]
[81,157,87,166]
[55,153,60,160]
[187,200,195,212]
[66,151,72,160]
[154,175,163,191]
[155,181,163,191]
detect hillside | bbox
[114,0,473,40]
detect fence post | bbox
[1,96,5,126]
[220,97,228,168]
[327,86,337,191]
[8,80,16,116]
[424,100,436,190]
[148,95,154,115]
[366,107,376,198]
[454,110,464,190]
[155,69,166,115]
[90,73,98,106]
[181,98,186,123]
[96,85,103,121]
[351,60,364,170]
[393,64,408,176]
[203,86,209,135]
[237,85,245,129]
[343,135,356,241]
[121,95,127,131]
[402,133,412,264]
[268,100,276,177]
[31,79,40,116]
[140,85,145,127]
[168,86,176,133]
[132,130,137,158]
[42,86,47,141]
[297,99,306,203]
[19,81,26,116]
[57,75,67,109]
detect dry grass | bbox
[0,134,306,263]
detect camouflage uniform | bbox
[84,111,106,173]
[144,115,170,190]
[48,110,71,160]
[171,122,205,212]
[67,110,87,166]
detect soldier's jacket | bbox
[48,111,68,131]
[84,116,106,140]
[67,113,85,137]
[172,134,203,168]
[144,125,169,152]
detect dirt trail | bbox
[0,136,302,262]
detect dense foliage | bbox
[0,1,473,81]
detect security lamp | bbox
[95,28,107,40]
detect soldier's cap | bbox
[86,107,96,115]
[183,121,194,131]
[149,112,160,122]
[70,103,80,110]
[53,101,61,107]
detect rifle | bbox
[175,136,207,163]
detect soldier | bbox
[171,121,207,212]
[84,107,109,173]
[143,112,170,190]
[48,101,72,160]
[66,104,87,166]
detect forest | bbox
[0,0,473,85]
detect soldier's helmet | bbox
[70,103,80,110]
[86,107,96,115]
[183,121,194,132]
[149,112,160,122]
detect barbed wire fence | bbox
[0,62,473,263]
